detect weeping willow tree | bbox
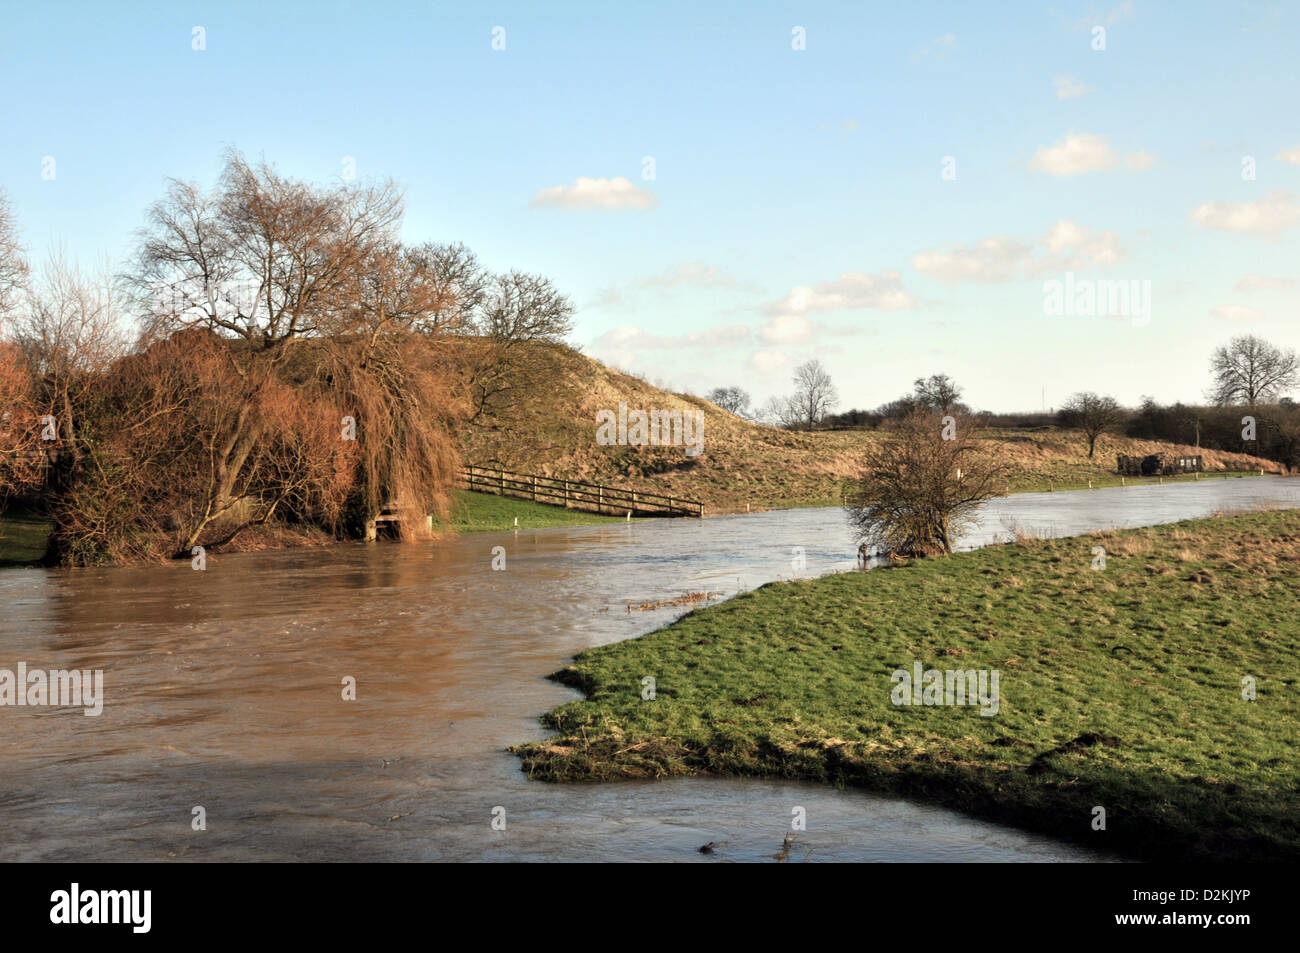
[42,329,357,564]
[317,333,465,540]
[314,241,469,539]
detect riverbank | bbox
[1,475,1281,568]
[437,490,636,533]
[512,507,1300,862]
[0,490,634,567]
[1012,468,1269,494]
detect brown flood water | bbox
[2,477,1296,862]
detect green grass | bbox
[0,504,52,567]
[438,490,637,533]
[513,508,1300,862]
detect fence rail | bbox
[458,465,703,518]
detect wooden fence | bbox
[458,465,703,518]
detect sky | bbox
[1,0,1297,413]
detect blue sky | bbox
[1,0,1297,412]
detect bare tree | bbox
[706,385,751,416]
[0,190,27,325]
[755,394,797,428]
[0,343,44,500]
[790,359,838,430]
[1058,391,1125,458]
[11,249,125,475]
[130,150,403,356]
[912,373,965,414]
[846,411,1009,556]
[1209,334,1299,409]
[404,241,490,335]
[456,269,574,423]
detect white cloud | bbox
[1028,133,1119,175]
[759,314,814,346]
[591,324,750,353]
[913,220,1124,284]
[912,33,957,62]
[1124,150,1155,170]
[750,349,789,373]
[1190,191,1300,237]
[529,176,656,210]
[1104,1,1135,25]
[1276,145,1300,165]
[1234,274,1297,293]
[1037,220,1126,267]
[1211,305,1263,323]
[1076,1,1135,29]
[636,262,750,291]
[765,270,916,314]
[590,286,623,308]
[913,236,1033,283]
[1053,76,1090,100]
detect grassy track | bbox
[439,490,637,533]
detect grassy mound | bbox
[464,345,1280,513]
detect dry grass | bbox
[464,346,1280,513]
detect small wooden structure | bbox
[365,502,433,540]
[1116,453,1203,477]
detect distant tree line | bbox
[710,336,1300,468]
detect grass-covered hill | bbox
[463,345,1281,514]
